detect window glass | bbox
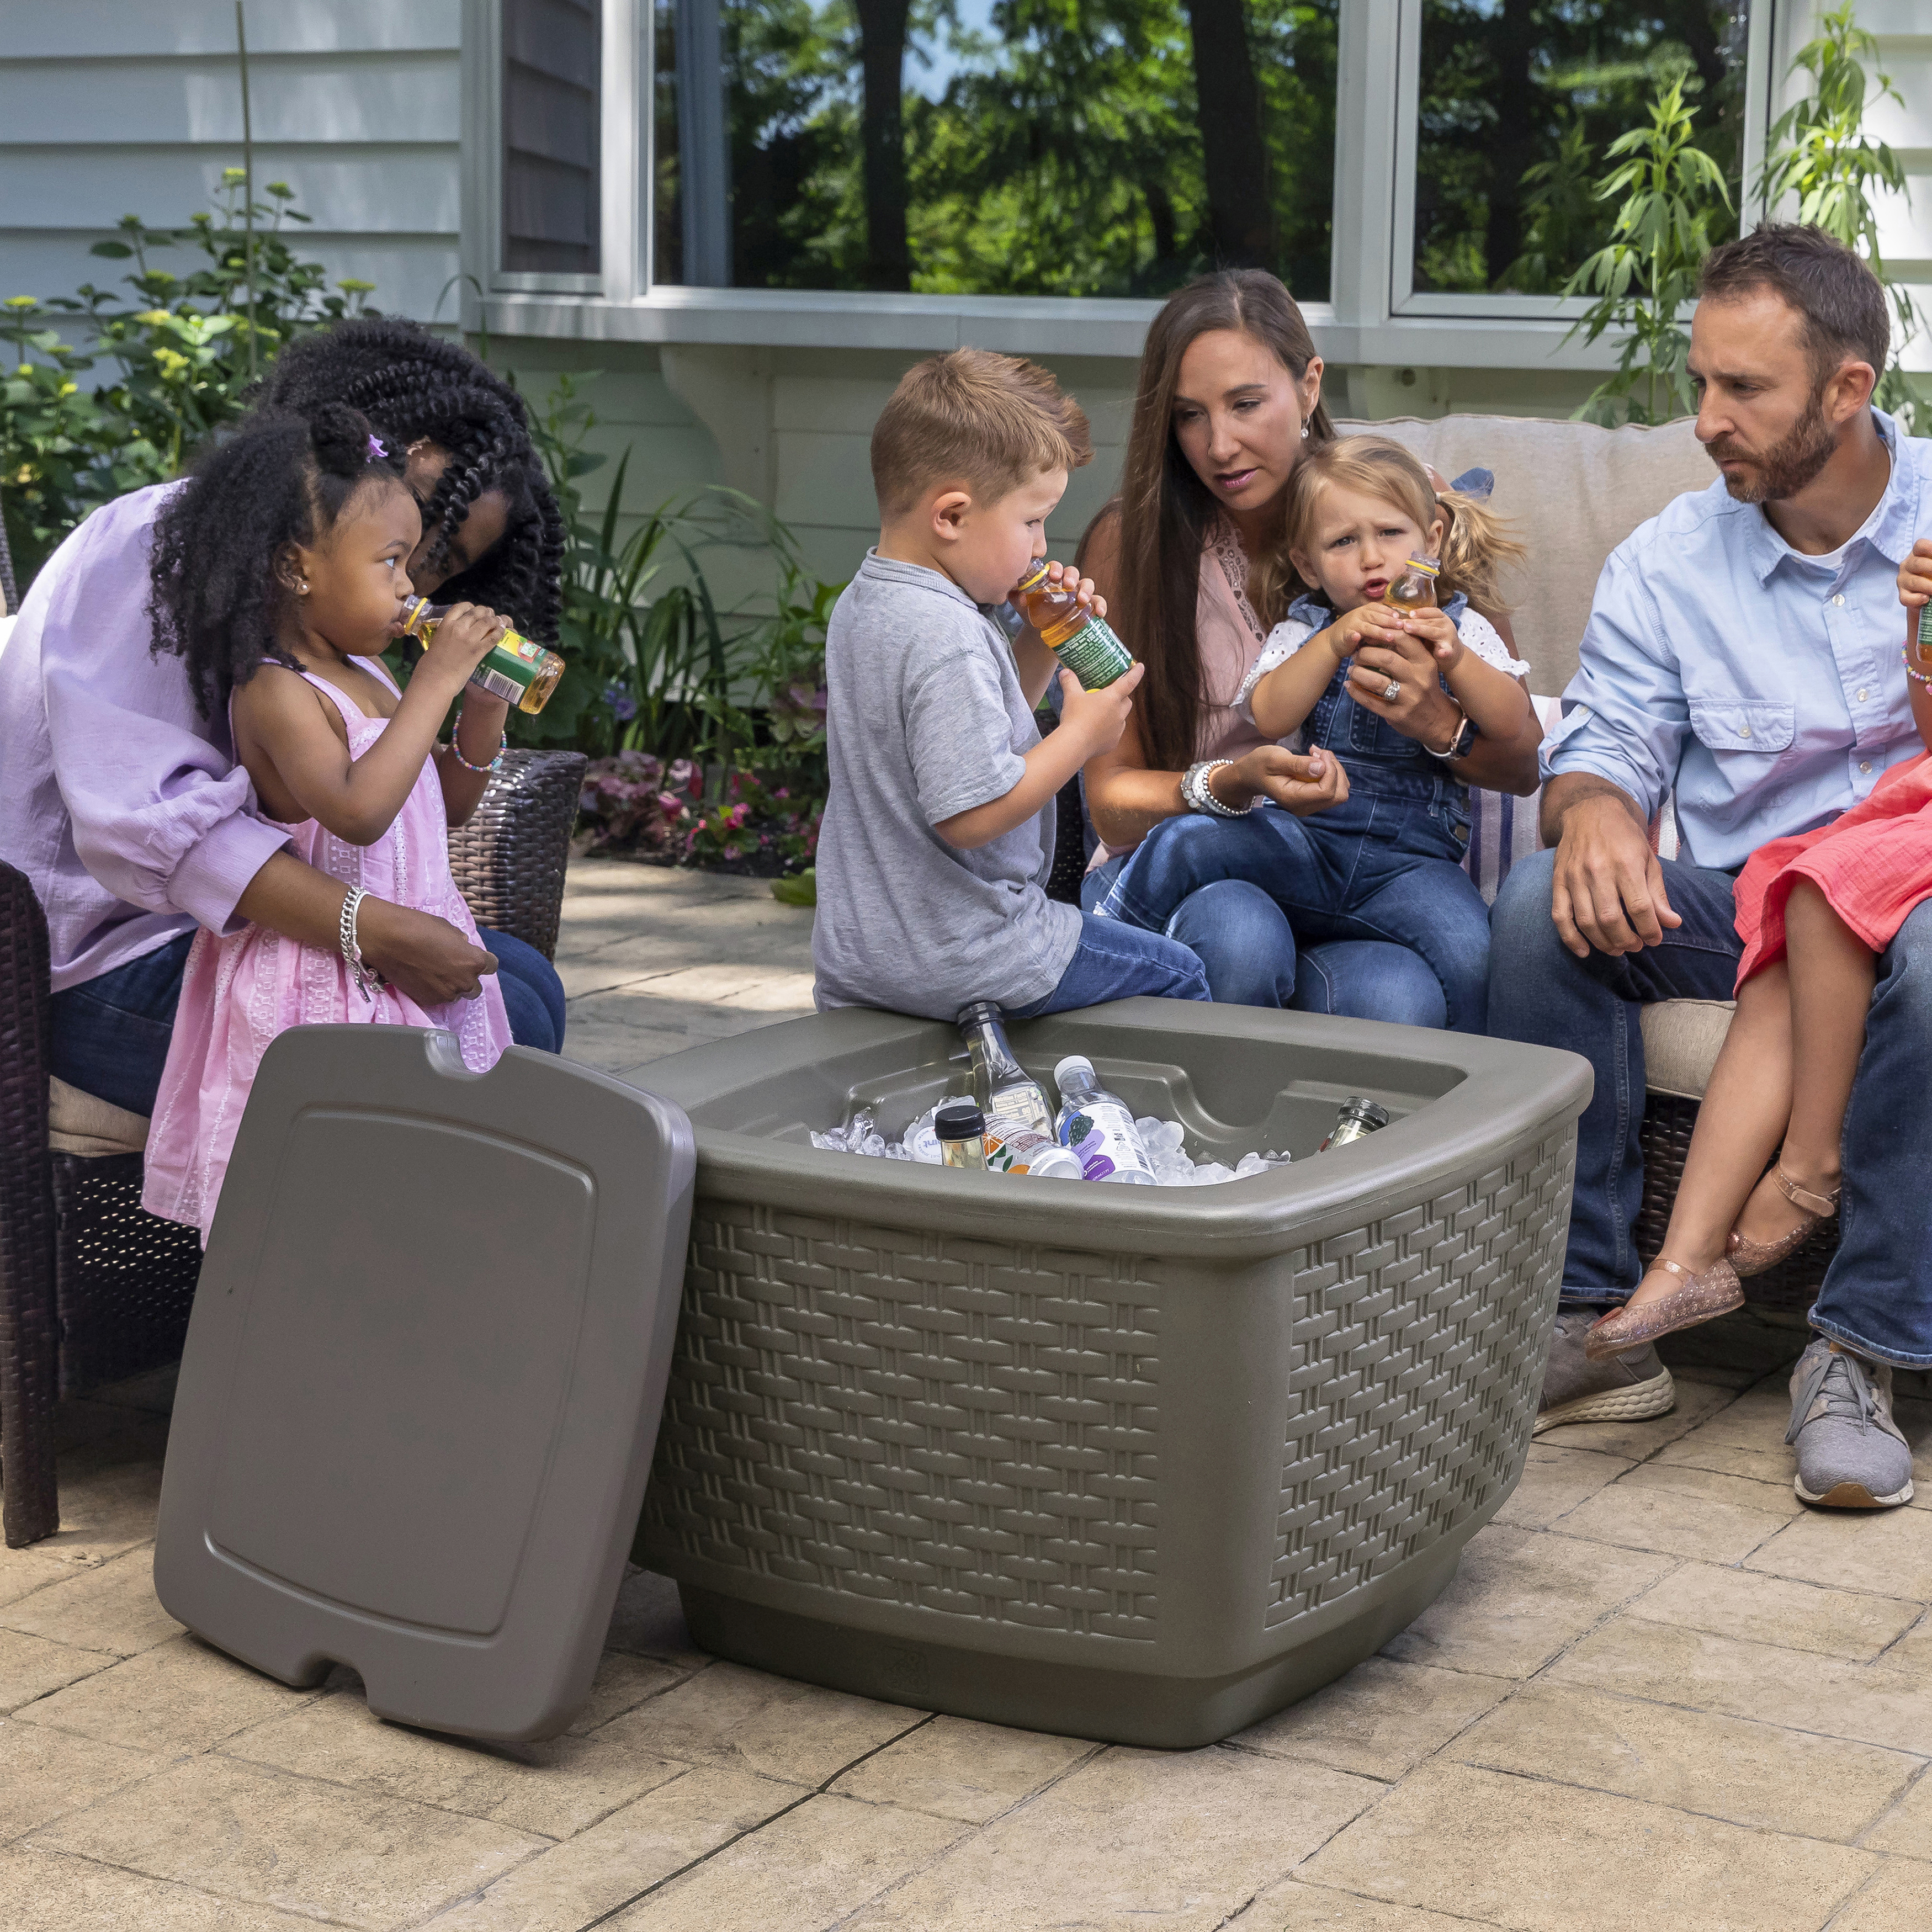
[654,0,1337,300]
[503,0,602,275]
[1411,2,1751,297]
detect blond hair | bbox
[1275,434,1525,616]
[870,349,1092,519]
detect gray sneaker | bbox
[1786,1339,1914,1509]
[1534,1310,1676,1435]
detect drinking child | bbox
[1096,433,1541,1032]
[812,349,1211,1020]
[141,405,517,1241]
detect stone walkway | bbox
[3,859,1930,1929]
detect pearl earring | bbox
[297,580,309,595]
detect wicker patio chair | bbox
[0,492,18,618]
[0,749,583,1546]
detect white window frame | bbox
[461,0,1788,367]
[466,0,643,299]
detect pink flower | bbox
[657,792,684,817]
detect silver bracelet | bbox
[1182,758,1249,818]
[338,886,376,1004]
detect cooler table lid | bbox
[154,1026,694,1742]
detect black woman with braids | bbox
[0,320,570,1121]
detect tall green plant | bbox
[1563,76,1733,426]
[1758,4,1922,424]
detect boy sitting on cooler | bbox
[813,348,1209,1019]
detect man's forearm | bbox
[1539,772,1647,850]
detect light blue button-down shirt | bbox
[1542,410,1928,872]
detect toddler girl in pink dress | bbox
[143,404,517,1241]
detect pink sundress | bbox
[143,657,514,1241]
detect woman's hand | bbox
[1901,539,1932,613]
[417,602,509,698]
[1217,745,1350,818]
[1347,626,1461,747]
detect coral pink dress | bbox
[143,659,514,1241]
[1733,751,1932,986]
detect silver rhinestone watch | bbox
[1182,758,1249,818]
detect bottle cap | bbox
[956,1001,1002,1030]
[1052,1054,1095,1085]
[1013,558,1053,595]
[1403,555,1440,576]
[935,1099,986,1141]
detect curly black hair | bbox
[149,403,408,718]
[252,319,564,642]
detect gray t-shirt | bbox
[813,552,1081,1018]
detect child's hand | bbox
[1058,662,1144,758]
[1394,605,1463,671]
[418,603,509,694]
[1901,539,1932,611]
[1320,603,1407,662]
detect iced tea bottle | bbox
[956,1002,1053,1135]
[1383,555,1440,614]
[395,597,566,716]
[1011,560,1134,689]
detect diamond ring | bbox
[1382,678,1401,701]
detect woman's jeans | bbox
[1008,912,1211,1017]
[1090,777,1492,1032]
[1487,848,1932,1371]
[49,925,567,1118]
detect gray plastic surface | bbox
[153,1026,694,1743]
[637,1000,1590,1747]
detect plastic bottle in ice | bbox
[1052,1057,1156,1185]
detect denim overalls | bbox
[1095,590,1494,1032]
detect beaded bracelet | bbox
[448,726,508,774]
[338,886,376,1004]
[1902,650,1932,689]
[1182,758,1251,818]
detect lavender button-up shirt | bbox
[1543,409,1928,872]
[0,485,290,992]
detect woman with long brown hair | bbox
[1078,270,1520,1020]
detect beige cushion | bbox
[1332,414,1712,694]
[48,1076,151,1158]
[1639,999,1735,1102]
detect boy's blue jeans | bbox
[1007,912,1210,1016]
[1487,847,1932,1371]
[1090,782,1491,1032]
[50,926,567,1118]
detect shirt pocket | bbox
[1686,699,1795,755]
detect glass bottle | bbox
[1318,1097,1390,1152]
[396,597,566,716]
[1011,559,1134,689]
[1383,555,1440,614]
[956,1002,1053,1135]
[935,1099,988,1170]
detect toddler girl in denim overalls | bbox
[1097,434,1538,1032]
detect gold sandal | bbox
[1584,1256,1743,1360]
[1727,1166,1839,1278]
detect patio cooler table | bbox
[636,1000,1590,1748]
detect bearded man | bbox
[1488,224,1932,1508]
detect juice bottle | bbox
[396,597,566,716]
[1383,555,1440,614]
[1012,560,1134,690]
[983,1121,1084,1179]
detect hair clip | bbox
[367,434,388,460]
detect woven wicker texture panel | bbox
[646,1212,1163,1640]
[50,1153,201,1398]
[445,749,586,961]
[1265,1132,1572,1628]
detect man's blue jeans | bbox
[1008,912,1211,1016]
[1487,848,1932,1370]
[49,926,567,1118]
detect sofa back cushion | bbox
[1333,413,1712,692]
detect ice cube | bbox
[1190,1162,1235,1186]
[1151,1152,1193,1186]
[883,1143,911,1160]
[1234,1151,1268,1177]
[809,1130,845,1153]
[858,1132,887,1158]
[1134,1115,1165,1140]
[1149,1119,1186,1153]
